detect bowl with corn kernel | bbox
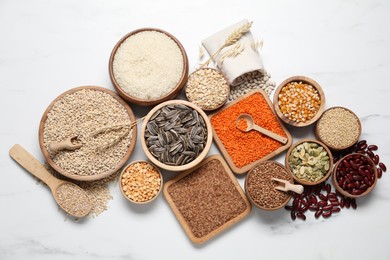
[273,76,325,127]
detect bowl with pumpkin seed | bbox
[285,139,333,185]
[140,100,213,172]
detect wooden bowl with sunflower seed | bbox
[140,100,213,172]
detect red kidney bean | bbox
[301,205,309,212]
[296,212,306,220]
[359,143,368,150]
[379,162,387,172]
[301,199,308,206]
[339,197,345,208]
[315,210,322,218]
[357,140,367,146]
[351,199,357,209]
[293,197,300,209]
[325,184,331,194]
[352,189,364,196]
[329,197,338,202]
[332,207,340,213]
[328,193,337,199]
[291,211,296,220]
[366,150,375,159]
[323,205,333,211]
[322,211,332,218]
[319,194,327,201]
[377,169,382,179]
[368,145,378,151]
[309,205,319,211]
[373,155,379,165]
[310,195,317,204]
[344,199,351,208]
[352,175,363,181]
[285,205,293,211]
[331,201,340,206]
[318,201,327,207]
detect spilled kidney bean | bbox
[285,182,356,221]
[335,154,375,195]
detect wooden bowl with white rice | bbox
[109,28,189,106]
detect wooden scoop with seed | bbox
[236,114,288,144]
[9,144,91,218]
[48,135,82,153]
[272,178,304,194]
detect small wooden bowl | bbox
[285,139,333,186]
[140,100,213,172]
[332,153,377,198]
[315,106,362,151]
[109,28,189,106]
[119,160,163,204]
[273,76,325,127]
[185,68,230,111]
[245,161,293,211]
[39,86,137,181]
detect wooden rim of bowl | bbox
[285,139,333,186]
[38,86,137,181]
[119,160,163,204]
[273,76,326,127]
[245,161,293,211]
[315,106,362,151]
[332,153,377,198]
[185,67,230,111]
[108,28,189,106]
[140,100,213,172]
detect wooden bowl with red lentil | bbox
[245,161,294,211]
[285,139,333,186]
[109,28,189,106]
[119,161,163,204]
[273,76,325,127]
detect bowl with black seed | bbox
[141,100,213,171]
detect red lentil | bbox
[211,92,287,168]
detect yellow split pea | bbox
[121,162,162,203]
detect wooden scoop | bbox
[48,136,82,153]
[272,178,304,194]
[236,114,288,144]
[9,144,91,218]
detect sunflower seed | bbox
[150,110,161,121]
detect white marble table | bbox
[1,0,389,259]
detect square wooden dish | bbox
[163,155,251,244]
[209,89,292,174]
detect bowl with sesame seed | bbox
[273,76,325,127]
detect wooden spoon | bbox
[236,114,288,144]
[272,178,304,194]
[48,135,82,153]
[9,144,91,218]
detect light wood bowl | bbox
[209,89,292,175]
[163,155,251,244]
[185,67,230,111]
[315,106,362,151]
[119,160,163,204]
[285,139,333,186]
[245,161,293,211]
[273,76,325,127]
[109,28,189,106]
[332,153,377,198]
[140,100,213,172]
[39,86,137,181]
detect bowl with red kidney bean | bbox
[333,153,377,198]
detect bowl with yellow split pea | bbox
[119,160,163,204]
[273,76,325,127]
